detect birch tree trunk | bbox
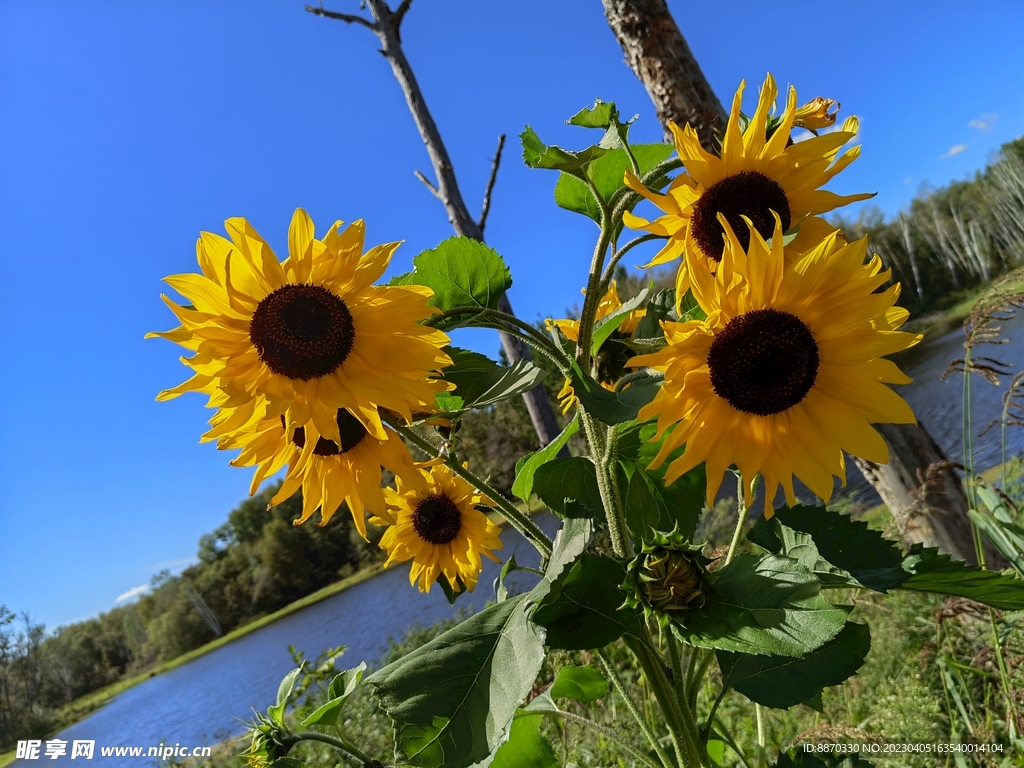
[601,0,1003,567]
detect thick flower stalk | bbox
[630,215,921,513]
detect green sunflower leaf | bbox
[717,622,871,709]
[532,554,642,650]
[567,361,660,425]
[633,287,678,340]
[532,457,602,517]
[478,713,558,768]
[435,348,547,416]
[520,127,611,177]
[554,144,675,222]
[512,416,579,503]
[567,99,619,129]
[590,287,649,355]
[621,459,671,542]
[674,554,850,657]
[390,236,511,322]
[617,420,705,540]
[751,504,1024,609]
[548,665,609,702]
[367,594,546,768]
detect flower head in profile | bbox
[629,215,921,514]
[622,74,871,295]
[207,396,424,540]
[378,464,503,594]
[148,209,452,444]
[793,96,840,132]
[546,280,647,412]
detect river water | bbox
[17,316,1024,766]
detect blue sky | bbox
[2,0,1023,629]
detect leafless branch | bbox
[305,2,377,30]
[392,0,415,39]
[413,169,439,198]
[478,134,506,234]
[308,0,566,449]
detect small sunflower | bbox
[209,399,424,539]
[378,464,503,593]
[622,74,871,294]
[629,215,921,514]
[148,209,452,444]
[546,281,647,411]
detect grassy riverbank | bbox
[0,565,387,768]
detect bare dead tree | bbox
[602,0,1000,565]
[307,0,565,450]
[896,212,924,302]
[601,0,724,150]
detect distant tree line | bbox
[0,485,379,750]
[834,136,1024,317]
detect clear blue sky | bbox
[2,0,1022,629]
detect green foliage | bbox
[555,145,674,222]
[390,236,512,322]
[566,360,661,424]
[435,348,547,417]
[512,416,579,503]
[674,554,850,656]
[590,286,649,354]
[531,457,601,516]
[519,127,610,176]
[717,622,871,709]
[617,419,706,540]
[751,503,1024,609]
[532,554,641,650]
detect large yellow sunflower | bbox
[148,209,452,444]
[629,215,920,514]
[207,397,424,540]
[622,74,871,294]
[378,464,503,593]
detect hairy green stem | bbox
[389,422,553,556]
[601,233,665,292]
[755,704,766,768]
[598,648,676,768]
[294,731,377,765]
[627,635,711,768]
[688,653,715,710]
[724,474,747,566]
[579,412,632,559]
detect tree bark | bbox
[602,0,1002,566]
[601,0,725,150]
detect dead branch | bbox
[478,134,506,234]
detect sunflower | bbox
[208,397,424,539]
[628,215,920,514]
[546,280,647,411]
[622,74,871,294]
[147,209,452,444]
[378,463,503,593]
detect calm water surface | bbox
[22,318,1024,766]
[19,515,561,767]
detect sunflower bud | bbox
[624,530,709,628]
[793,97,839,131]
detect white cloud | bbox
[115,584,151,603]
[904,177,913,184]
[940,144,968,159]
[969,113,998,132]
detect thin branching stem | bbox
[294,731,377,765]
[518,709,661,768]
[602,233,665,291]
[597,648,676,768]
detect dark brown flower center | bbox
[690,171,792,262]
[413,494,462,545]
[250,284,355,380]
[707,308,818,416]
[287,410,368,457]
